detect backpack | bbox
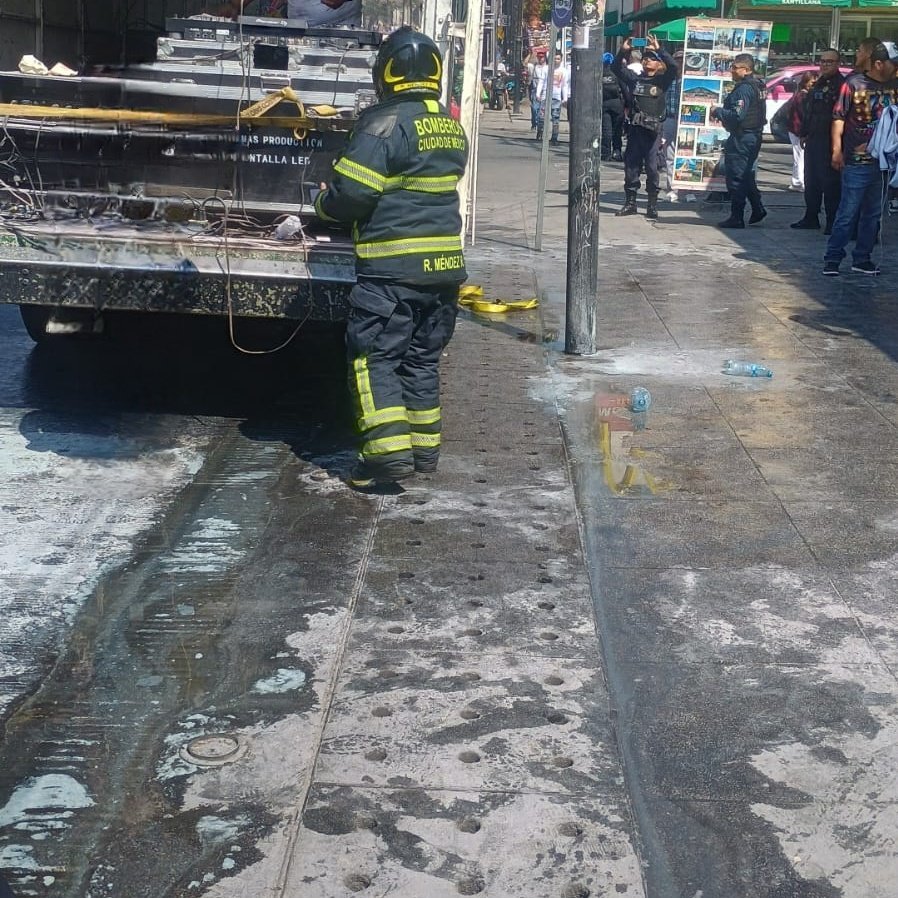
[769,98,792,144]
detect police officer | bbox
[711,53,767,228]
[613,35,677,220]
[315,27,468,489]
[792,49,845,232]
[601,52,624,161]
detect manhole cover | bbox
[180,734,247,767]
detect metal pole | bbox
[509,0,524,113]
[458,0,485,239]
[564,1,602,355]
[534,23,558,252]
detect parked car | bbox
[764,63,852,134]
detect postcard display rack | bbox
[673,17,772,190]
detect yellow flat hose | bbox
[458,285,539,314]
[0,87,336,136]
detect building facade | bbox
[606,0,898,61]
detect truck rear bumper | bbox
[0,224,357,322]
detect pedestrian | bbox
[710,53,767,228]
[784,71,815,191]
[527,49,546,129]
[792,50,845,232]
[660,49,684,201]
[530,49,549,137]
[601,51,625,162]
[854,37,882,73]
[612,35,677,220]
[314,27,468,488]
[537,51,570,145]
[822,40,898,276]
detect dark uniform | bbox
[714,74,766,226]
[315,27,468,488]
[601,57,624,160]
[796,69,846,231]
[612,48,676,217]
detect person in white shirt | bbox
[536,52,570,144]
[529,50,549,133]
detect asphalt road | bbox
[0,309,361,896]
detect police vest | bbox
[631,79,666,120]
[739,78,766,131]
[602,71,621,101]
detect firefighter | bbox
[315,27,469,490]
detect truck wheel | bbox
[18,305,104,343]
[18,305,53,343]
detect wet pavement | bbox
[1,107,898,898]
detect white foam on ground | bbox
[0,411,205,718]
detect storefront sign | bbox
[552,0,573,27]
[672,17,772,192]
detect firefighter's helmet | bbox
[373,27,443,99]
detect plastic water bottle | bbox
[630,387,652,412]
[629,387,651,430]
[723,360,773,378]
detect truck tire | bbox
[18,305,104,343]
[18,305,52,343]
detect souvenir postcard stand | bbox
[673,17,772,191]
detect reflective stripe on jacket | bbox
[315,95,469,285]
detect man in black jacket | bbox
[792,49,845,232]
[315,27,468,489]
[711,53,767,228]
[613,35,677,219]
[601,52,624,161]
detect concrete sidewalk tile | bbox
[831,568,898,668]
[595,565,862,665]
[617,659,897,803]
[288,785,643,898]
[315,653,619,794]
[584,499,814,569]
[751,448,898,502]
[782,499,898,571]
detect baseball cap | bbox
[603,52,614,64]
[872,40,898,63]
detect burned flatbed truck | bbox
[0,16,381,342]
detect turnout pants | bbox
[724,130,763,219]
[624,125,662,194]
[346,279,459,474]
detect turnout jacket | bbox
[315,94,469,285]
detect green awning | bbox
[624,0,718,24]
[857,0,898,6]
[605,22,632,37]
[649,15,707,41]
[749,0,851,7]
[606,10,620,25]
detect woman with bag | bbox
[772,72,815,191]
